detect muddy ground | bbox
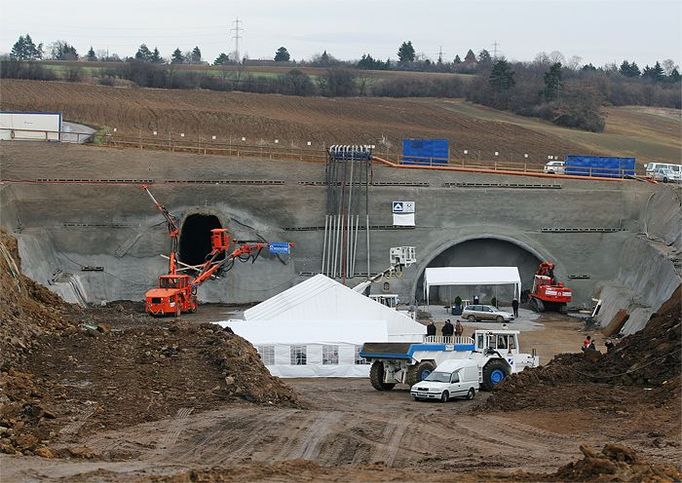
[2,301,681,482]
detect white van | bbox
[645,163,682,180]
[410,359,479,402]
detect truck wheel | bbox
[467,388,476,400]
[405,360,436,386]
[481,359,510,391]
[468,315,476,322]
[559,304,568,315]
[440,391,449,403]
[370,361,395,391]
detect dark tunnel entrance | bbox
[179,214,222,266]
[416,238,541,305]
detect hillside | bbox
[1,79,680,164]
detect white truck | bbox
[360,329,538,392]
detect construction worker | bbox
[581,335,592,352]
[426,320,436,337]
[512,298,519,318]
[455,319,464,337]
[442,319,454,337]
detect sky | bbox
[1,0,680,67]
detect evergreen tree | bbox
[86,46,97,61]
[135,44,153,62]
[171,48,185,64]
[668,68,681,83]
[478,49,492,65]
[214,53,230,65]
[581,63,597,72]
[10,34,43,60]
[464,49,477,63]
[50,41,78,60]
[543,62,563,101]
[489,59,515,92]
[320,50,330,66]
[151,47,164,64]
[453,54,462,64]
[397,41,415,63]
[190,46,202,64]
[274,46,290,62]
[642,62,665,82]
[619,60,640,77]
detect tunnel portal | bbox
[416,238,542,305]
[179,214,222,266]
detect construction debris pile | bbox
[0,230,301,457]
[487,285,681,411]
[544,444,682,482]
[0,229,73,368]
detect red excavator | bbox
[141,185,291,317]
[528,261,572,314]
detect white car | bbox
[652,167,681,183]
[411,359,479,402]
[543,160,565,174]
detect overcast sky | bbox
[1,0,680,67]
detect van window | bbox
[450,372,460,383]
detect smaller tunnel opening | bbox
[179,214,222,266]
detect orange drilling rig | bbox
[528,261,572,314]
[141,185,291,317]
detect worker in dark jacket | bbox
[512,299,519,318]
[426,320,436,336]
[442,319,454,337]
[455,319,464,337]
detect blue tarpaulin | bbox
[564,155,636,178]
[402,138,449,165]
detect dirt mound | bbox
[0,229,302,456]
[0,229,73,368]
[487,286,681,411]
[548,444,681,481]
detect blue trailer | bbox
[401,138,449,165]
[564,155,636,178]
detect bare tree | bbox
[549,51,565,64]
[566,55,582,71]
[661,59,678,76]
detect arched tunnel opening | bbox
[179,214,222,266]
[416,238,541,305]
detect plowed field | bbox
[0,79,657,164]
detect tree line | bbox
[3,33,680,133]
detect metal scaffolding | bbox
[321,145,372,283]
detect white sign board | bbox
[0,112,62,142]
[392,201,415,226]
[392,201,415,213]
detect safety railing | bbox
[104,134,327,163]
[423,336,475,345]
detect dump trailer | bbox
[360,330,538,391]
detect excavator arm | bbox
[141,184,180,273]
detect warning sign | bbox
[392,201,415,226]
[392,201,415,213]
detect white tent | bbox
[216,274,426,377]
[424,267,521,303]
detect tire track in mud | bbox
[157,407,194,451]
[281,411,343,461]
[370,415,415,467]
[59,406,96,438]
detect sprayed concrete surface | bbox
[1,142,680,334]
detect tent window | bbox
[355,346,369,365]
[322,345,339,365]
[290,345,307,365]
[257,345,275,366]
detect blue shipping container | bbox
[564,155,636,178]
[402,138,449,165]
